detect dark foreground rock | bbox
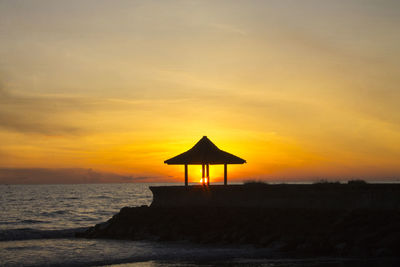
[76,206,400,258]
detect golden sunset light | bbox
[1,1,399,184]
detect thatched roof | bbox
[164,136,246,165]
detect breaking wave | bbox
[0,227,88,241]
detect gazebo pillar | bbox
[206,164,210,186]
[184,164,188,186]
[224,164,227,185]
[202,164,205,186]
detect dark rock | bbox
[76,206,400,258]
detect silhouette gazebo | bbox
[164,136,246,186]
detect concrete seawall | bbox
[78,183,400,257]
[150,184,400,210]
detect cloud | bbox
[0,83,193,137]
[0,167,150,184]
[0,85,90,135]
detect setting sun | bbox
[199,178,208,184]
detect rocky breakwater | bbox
[77,184,400,258]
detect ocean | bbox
[0,183,392,266]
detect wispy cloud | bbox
[0,86,88,135]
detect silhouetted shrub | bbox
[313,179,340,185]
[243,180,268,186]
[348,179,367,185]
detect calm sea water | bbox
[0,183,392,267]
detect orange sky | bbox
[1,1,400,184]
